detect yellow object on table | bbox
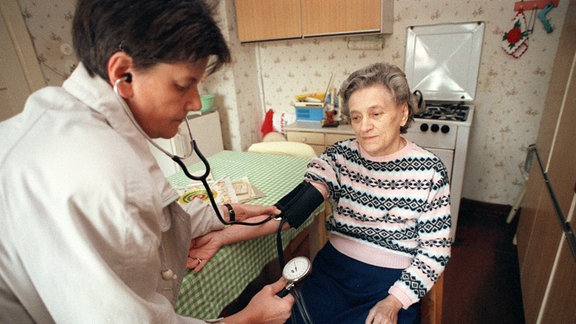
[167,150,315,319]
[294,92,325,102]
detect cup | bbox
[200,94,215,112]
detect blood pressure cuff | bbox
[274,181,324,229]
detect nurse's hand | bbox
[187,231,221,272]
[228,203,281,222]
[188,213,286,273]
[223,277,295,324]
[365,295,403,324]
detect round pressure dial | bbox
[282,256,312,282]
[278,256,312,297]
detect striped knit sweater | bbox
[304,138,452,308]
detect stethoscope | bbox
[113,74,273,226]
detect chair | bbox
[262,131,287,142]
[247,139,322,258]
[247,141,317,157]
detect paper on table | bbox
[232,177,265,203]
[178,177,237,205]
[172,171,214,196]
[177,176,265,205]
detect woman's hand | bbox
[187,231,222,272]
[223,277,295,324]
[365,295,403,324]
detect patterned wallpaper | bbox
[15,0,569,206]
[17,0,76,84]
[225,0,570,206]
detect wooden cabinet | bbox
[302,0,386,36]
[234,0,393,42]
[515,3,576,323]
[286,121,354,155]
[233,0,301,42]
[325,132,354,146]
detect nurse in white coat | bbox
[0,0,293,323]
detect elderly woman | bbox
[189,62,452,324]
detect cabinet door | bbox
[546,57,576,218]
[234,0,301,42]
[541,219,576,324]
[538,5,576,215]
[516,4,576,322]
[517,172,563,323]
[286,131,325,145]
[302,0,383,36]
[539,30,576,323]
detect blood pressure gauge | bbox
[277,256,311,297]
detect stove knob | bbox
[441,125,450,134]
[420,123,429,132]
[431,124,440,133]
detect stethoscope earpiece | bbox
[123,73,132,83]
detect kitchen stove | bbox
[414,103,470,122]
[403,21,484,241]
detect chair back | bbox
[247,141,317,157]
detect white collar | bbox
[63,63,179,206]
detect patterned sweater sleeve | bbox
[303,146,341,200]
[388,162,452,309]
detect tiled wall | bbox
[16,0,569,205]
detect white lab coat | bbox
[0,64,226,323]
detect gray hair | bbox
[339,63,418,133]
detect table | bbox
[167,150,315,319]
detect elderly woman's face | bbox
[349,84,408,157]
[126,58,208,139]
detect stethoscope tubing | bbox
[113,77,272,226]
[171,146,273,226]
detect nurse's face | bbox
[349,84,408,157]
[126,58,208,139]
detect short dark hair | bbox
[72,0,231,81]
[339,63,416,133]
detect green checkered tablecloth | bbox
[168,150,314,319]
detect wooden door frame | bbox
[0,0,45,92]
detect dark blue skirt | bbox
[290,242,420,324]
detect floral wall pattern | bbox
[17,0,76,85]
[15,0,569,206]
[226,0,569,206]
